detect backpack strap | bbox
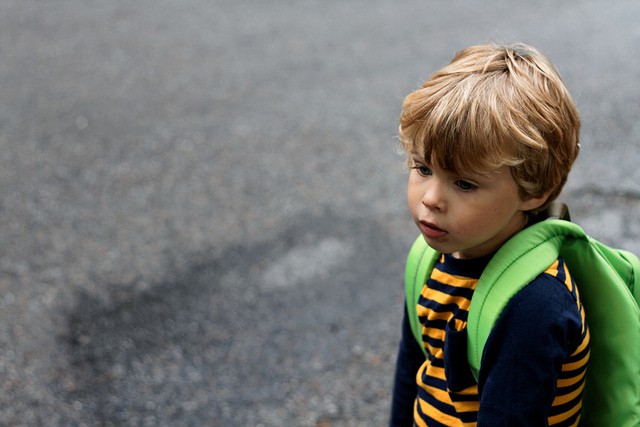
[405,235,439,358]
[466,219,574,378]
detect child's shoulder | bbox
[495,258,586,335]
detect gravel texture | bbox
[1,0,639,425]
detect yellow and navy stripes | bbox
[546,259,590,426]
[413,255,589,426]
[414,254,480,426]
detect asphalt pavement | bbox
[1,0,639,425]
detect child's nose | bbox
[421,182,445,211]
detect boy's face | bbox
[407,154,543,259]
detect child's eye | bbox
[455,180,478,191]
[412,166,432,177]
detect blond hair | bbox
[399,43,580,211]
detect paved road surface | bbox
[1,1,639,425]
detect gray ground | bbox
[1,1,639,426]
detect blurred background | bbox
[1,0,639,425]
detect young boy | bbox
[390,43,589,426]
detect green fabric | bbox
[404,235,437,358]
[405,219,640,426]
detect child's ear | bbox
[520,192,551,212]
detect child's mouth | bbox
[419,221,448,239]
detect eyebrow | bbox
[410,152,428,162]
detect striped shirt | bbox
[414,254,590,426]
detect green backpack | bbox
[405,205,640,427]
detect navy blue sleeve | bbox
[476,275,584,426]
[389,303,425,427]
